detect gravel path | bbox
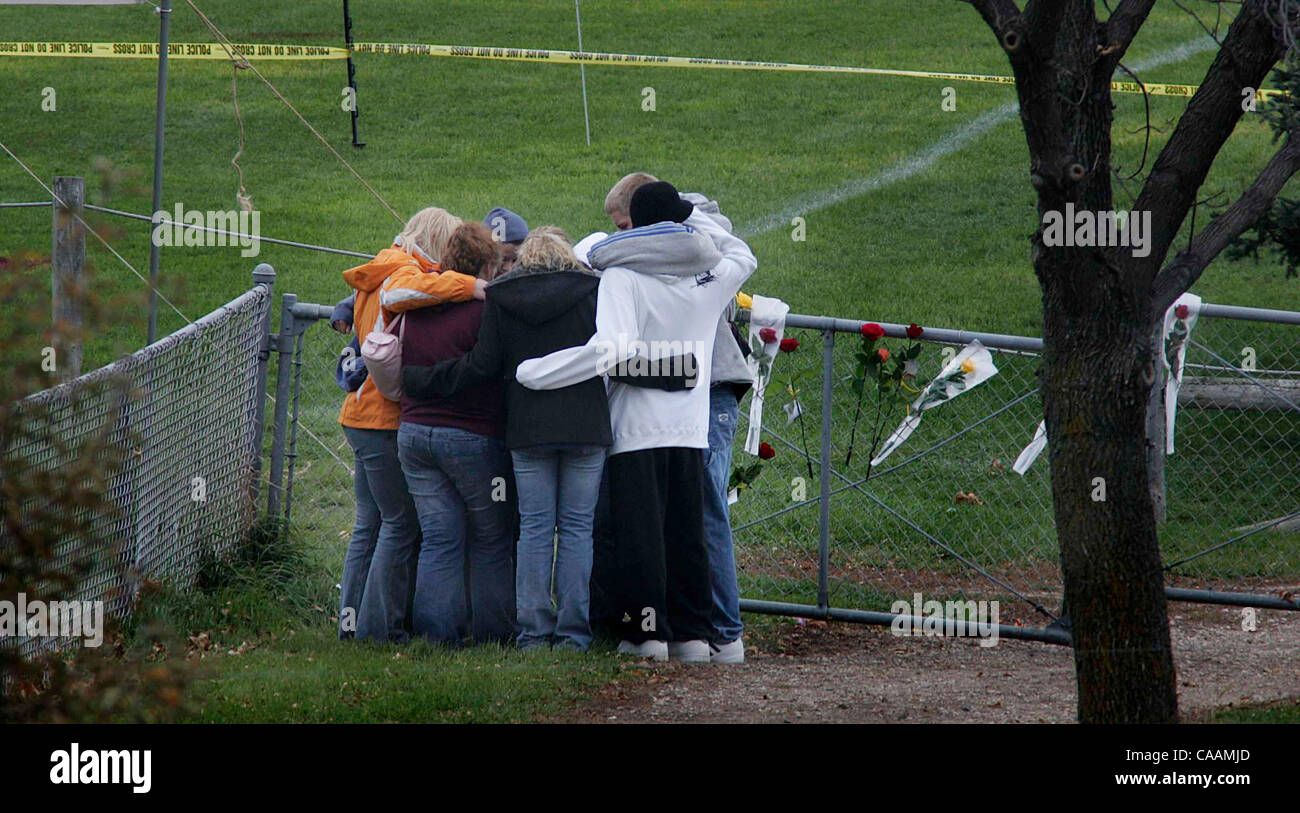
[552,603,1298,723]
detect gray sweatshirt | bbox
[681,192,753,388]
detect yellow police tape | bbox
[0,41,345,60]
[353,42,1284,101]
[0,39,1283,101]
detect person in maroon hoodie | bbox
[397,222,514,646]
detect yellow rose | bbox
[736,291,753,309]
[960,358,976,374]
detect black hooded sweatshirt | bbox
[402,267,693,450]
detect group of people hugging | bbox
[332,172,756,663]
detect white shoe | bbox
[667,639,711,664]
[617,639,668,661]
[709,637,745,664]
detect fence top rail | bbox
[289,302,335,322]
[737,300,1299,353]
[19,282,271,408]
[739,310,1045,353]
[1198,302,1300,326]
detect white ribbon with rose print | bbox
[1012,293,1205,474]
[1161,293,1201,455]
[742,294,791,456]
[870,341,999,467]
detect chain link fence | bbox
[272,295,1299,642]
[2,274,274,655]
[17,280,1290,655]
[730,307,1300,634]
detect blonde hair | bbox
[397,206,462,263]
[517,228,580,273]
[442,221,502,281]
[532,225,570,243]
[603,172,658,216]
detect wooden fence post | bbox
[51,175,85,381]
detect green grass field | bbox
[4,1,1298,722]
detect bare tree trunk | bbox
[1038,264,1178,723]
[964,0,1297,724]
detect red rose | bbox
[876,347,890,362]
[758,442,776,460]
[860,323,885,341]
[759,327,778,343]
[906,323,923,339]
[1174,305,1189,320]
[779,338,799,352]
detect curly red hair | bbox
[441,221,501,280]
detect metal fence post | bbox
[248,264,276,510]
[283,324,309,527]
[817,328,834,614]
[267,293,297,522]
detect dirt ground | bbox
[551,604,1299,723]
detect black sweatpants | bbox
[604,446,713,644]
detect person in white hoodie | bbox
[515,181,756,663]
[604,173,753,664]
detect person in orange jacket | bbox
[338,206,486,642]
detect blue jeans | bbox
[511,443,607,651]
[342,426,421,642]
[702,386,744,643]
[398,422,516,646]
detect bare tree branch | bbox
[1152,131,1300,312]
[1170,0,1227,46]
[965,0,1025,37]
[1113,61,1153,180]
[1101,0,1159,74]
[1133,0,1285,282]
[964,0,1028,64]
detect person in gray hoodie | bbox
[516,181,756,663]
[602,173,752,664]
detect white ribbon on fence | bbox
[1013,419,1047,475]
[1161,293,1201,455]
[871,340,998,466]
[743,294,790,456]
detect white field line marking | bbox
[738,36,1219,238]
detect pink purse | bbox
[359,312,405,401]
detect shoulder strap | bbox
[380,310,404,336]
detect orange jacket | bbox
[338,245,477,430]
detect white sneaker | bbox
[709,637,745,664]
[617,639,668,661]
[667,639,711,664]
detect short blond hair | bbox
[603,172,658,216]
[517,228,580,272]
[397,206,462,263]
[532,225,571,243]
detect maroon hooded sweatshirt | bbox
[399,301,505,439]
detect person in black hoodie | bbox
[402,228,695,651]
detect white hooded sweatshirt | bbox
[514,209,757,454]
